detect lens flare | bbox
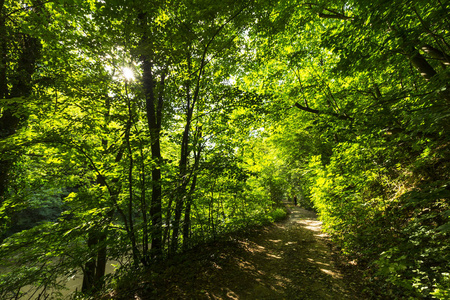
[123,67,135,81]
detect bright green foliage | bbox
[0,0,285,298]
[237,0,450,298]
[0,0,449,298]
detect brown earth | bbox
[111,201,365,299]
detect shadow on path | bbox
[128,202,362,299]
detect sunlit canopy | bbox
[123,67,135,81]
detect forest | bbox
[0,0,449,299]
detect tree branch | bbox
[294,102,320,114]
[318,12,352,20]
[303,3,352,20]
[293,102,353,120]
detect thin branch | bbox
[294,68,310,108]
[303,2,353,20]
[293,102,353,120]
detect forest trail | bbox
[123,201,364,300]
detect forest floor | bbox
[111,201,367,299]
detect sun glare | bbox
[123,67,135,81]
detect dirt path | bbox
[121,202,363,299]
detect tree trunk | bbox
[182,174,196,251]
[170,113,192,254]
[141,57,165,259]
[171,51,203,254]
[408,50,437,81]
[94,232,107,283]
[81,230,108,293]
[82,233,98,293]
[182,126,202,251]
[139,143,149,264]
[124,85,140,265]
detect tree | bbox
[237,0,450,297]
[2,0,447,298]
[0,0,41,207]
[0,1,283,298]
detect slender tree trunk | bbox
[170,113,192,254]
[163,194,173,251]
[124,83,140,265]
[81,228,108,293]
[209,188,216,240]
[182,126,202,251]
[170,70,196,254]
[141,57,166,259]
[182,174,196,251]
[81,95,117,290]
[82,233,98,293]
[95,232,107,282]
[137,11,165,260]
[171,52,201,254]
[81,176,113,292]
[139,143,149,264]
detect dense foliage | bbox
[238,0,450,298]
[0,0,449,299]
